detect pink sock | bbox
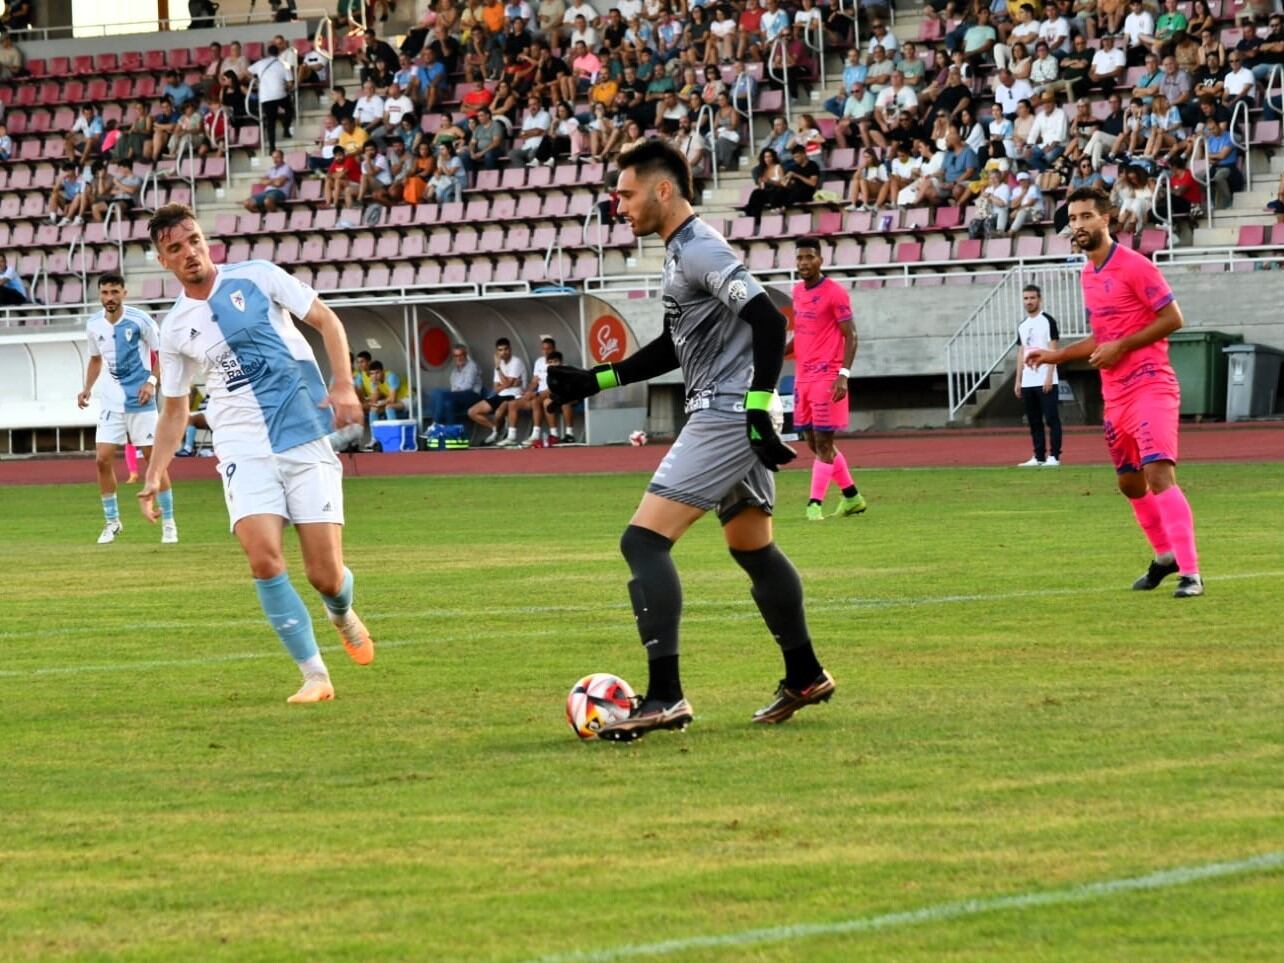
[809,459,833,501]
[1150,485,1200,575]
[831,451,855,491]
[1129,492,1172,558]
[125,444,139,475]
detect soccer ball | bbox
[629,429,648,446]
[566,673,637,739]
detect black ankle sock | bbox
[808,498,822,506]
[842,485,858,498]
[782,644,823,689]
[646,655,683,704]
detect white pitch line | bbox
[525,851,1284,963]
[4,570,1281,646]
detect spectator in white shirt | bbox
[1123,0,1155,65]
[1007,171,1044,234]
[1030,40,1060,93]
[1089,33,1126,95]
[1038,2,1071,56]
[369,82,414,147]
[508,94,552,165]
[308,114,342,172]
[993,68,1034,117]
[250,43,294,153]
[353,80,386,129]
[562,0,599,43]
[1026,91,1069,168]
[569,15,600,49]
[995,3,1043,70]
[866,20,900,56]
[1222,53,1257,106]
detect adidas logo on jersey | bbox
[189,328,199,339]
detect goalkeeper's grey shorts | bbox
[646,407,775,524]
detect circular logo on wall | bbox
[420,326,451,368]
[589,315,629,364]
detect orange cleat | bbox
[287,675,335,704]
[330,610,375,666]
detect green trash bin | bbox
[1168,330,1243,419]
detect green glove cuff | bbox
[594,365,620,391]
[744,390,775,411]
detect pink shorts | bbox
[1103,387,1180,475]
[793,379,848,433]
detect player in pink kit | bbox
[787,238,865,521]
[1025,188,1203,598]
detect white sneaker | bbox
[71,215,83,225]
[496,435,520,447]
[56,217,70,227]
[1043,456,1060,466]
[482,430,498,445]
[97,520,123,544]
[161,519,179,543]
[1017,456,1044,467]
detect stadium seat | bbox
[1237,224,1266,247]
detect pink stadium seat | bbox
[416,262,442,286]
[1271,223,1284,245]
[530,226,557,252]
[313,208,338,230]
[427,231,451,257]
[479,226,505,252]
[507,224,532,250]
[500,167,526,190]
[843,210,873,234]
[515,194,541,220]
[611,222,636,246]
[250,238,275,261]
[121,52,143,72]
[72,55,93,75]
[955,238,982,260]
[110,77,133,101]
[814,210,841,236]
[934,206,963,230]
[135,75,157,98]
[984,237,1013,260]
[262,211,286,233]
[922,238,951,262]
[387,204,413,227]
[168,48,191,69]
[366,265,390,288]
[1138,228,1168,257]
[300,237,325,262]
[473,169,501,192]
[203,157,227,181]
[863,239,892,264]
[894,241,923,264]
[553,163,578,187]
[245,42,265,61]
[239,212,263,235]
[207,242,227,265]
[375,234,401,259]
[469,261,494,286]
[325,235,351,260]
[140,278,164,301]
[339,265,364,288]
[527,166,553,189]
[390,264,416,287]
[748,245,775,271]
[351,235,376,259]
[443,261,470,284]
[287,208,312,232]
[464,198,489,221]
[492,257,521,284]
[785,213,811,236]
[58,279,83,304]
[1253,120,1281,144]
[413,202,440,225]
[829,148,855,170]
[568,192,593,218]
[758,90,783,113]
[144,49,166,71]
[292,265,315,287]
[491,196,516,221]
[276,238,300,263]
[298,179,323,203]
[26,58,46,78]
[454,230,479,255]
[1237,224,1266,246]
[48,56,70,76]
[1046,235,1073,256]
[729,216,755,240]
[237,126,261,150]
[314,267,339,290]
[1117,232,1136,250]
[579,161,604,184]
[39,82,62,106]
[1015,235,1043,258]
[543,193,569,218]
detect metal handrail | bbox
[138,165,163,212]
[543,234,567,287]
[246,71,266,160]
[315,16,336,98]
[67,229,88,297]
[1187,134,1214,230]
[693,103,719,191]
[766,35,792,124]
[9,7,328,41]
[582,193,606,281]
[101,199,126,272]
[1229,96,1252,188]
[349,0,369,34]
[220,105,234,193]
[803,17,825,92]
[1267,64,1284,125]
[730,75,757,157]
[170,136,200,215]
[1150,169,1175,254]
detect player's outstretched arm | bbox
[1027,336,1096,369]
[546,327,680,408]
[299,297,363,428]
[138,393,188,522]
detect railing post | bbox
[766,36,792,124]
[1230,98,1251,189]
[694,103,718,192]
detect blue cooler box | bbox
[370,419,418,452]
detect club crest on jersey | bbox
[727,279,749,303]
[230,291,246,312]
[123,327,133,342]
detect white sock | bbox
[507,427,518,439]
[298,654,329,679]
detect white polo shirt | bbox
[1018,311,1060,387]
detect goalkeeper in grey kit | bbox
[547,140,836,741]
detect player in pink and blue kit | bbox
[787,238,866,522]
[1025,187,1203,598]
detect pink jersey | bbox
[1081,242,1178,403]
[790,276,853,383]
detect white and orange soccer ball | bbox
[629,429,648,446]
[566,673,637,739]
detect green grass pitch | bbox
[1,463,1282,962]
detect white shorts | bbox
[217,437,346,531]
[96,408,158,447]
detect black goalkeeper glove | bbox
[744,390,796,471]
[546,363,620,410]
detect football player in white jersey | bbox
[138,204,376,705]
[77,272,178,545]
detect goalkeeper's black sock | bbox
[730,542,822,690]
[620,525,684,702]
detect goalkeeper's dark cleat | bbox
[597,697,694,742]
[1132,557,1179,591]
[751,670,836,724]
[1172,574,1204,598]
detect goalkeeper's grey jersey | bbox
[661,216,766,414]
